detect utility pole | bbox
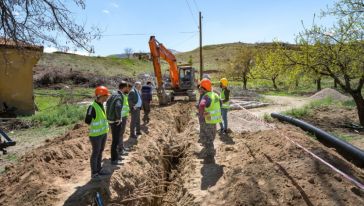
[199,11,203,80]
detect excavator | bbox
[149,36,197,105]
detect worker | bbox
[141,81,153,123]
[219,78,230,134]
[198,78,222,164]
[129,81,142,138]
[118,83,132,154]
[106,81,130,165]
[85,86,110,180]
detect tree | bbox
[230,47,255,89]
[282,0,364,125]
[188,55,193,65]
[0,0,99,52]
[124,48,133,58]
[253,49,287,90]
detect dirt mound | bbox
[0,125,90,206]
[202,125,364,205]
[310,88,351,101]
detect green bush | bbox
[283,107,310,118]
[30,104,85,127]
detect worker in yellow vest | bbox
[85,86,110,180]
[219,78,230,134]
[197,78,222,164]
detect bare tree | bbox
[0,0,100,52]
[124,47,133,58]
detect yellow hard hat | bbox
[220,78,228,87]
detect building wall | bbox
[0,48,43,115]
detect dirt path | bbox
[249,95,310,117]
[0,102,363,205]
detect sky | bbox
[51,0,337,56]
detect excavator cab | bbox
[149,36,197,105]
[169,66,196,101]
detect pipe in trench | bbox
[271,112,364,167]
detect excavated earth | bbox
[0,103,363,205]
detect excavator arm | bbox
[149,36,179,89]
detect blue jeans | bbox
[219,108,228,130]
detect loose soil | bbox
[0,102,363,205]
[300,106,364,150]
[310,88,351,101]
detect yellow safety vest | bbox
[204,92,222,124]
[121,94,130,117]
[89,101,109,137]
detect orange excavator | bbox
[149,36,196,105]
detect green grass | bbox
[283,97,356,118]
[29,104,85,127]
[5,154,18,161]
[263,113,274,122]
[333,132,356,142]
[20,88,89,127]
[283,97,334,118]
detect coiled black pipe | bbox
[271,112,364,167]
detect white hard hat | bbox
[202,74,211,80]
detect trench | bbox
[99,103,196,206]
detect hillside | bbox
[35,52,153,77]
[32,52,154,87]
[176,42,296,73]
[32,42,296,86]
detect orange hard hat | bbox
[95,86,110,97]
[199,78,212,92]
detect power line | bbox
[170,32,198,48]
[185,0,198,27]
[101,31,198,37]
[192,0,200,12]
[101,33,148,37]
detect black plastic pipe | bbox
[271,112,364,166]
[0,129,16,147]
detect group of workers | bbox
[85,76,230,179]
[85,81,153,180]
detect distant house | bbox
[0,39,43,116]
[133,52,150,60]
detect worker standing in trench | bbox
[106,81,131,165]
[85,86,110,180]
[219,78,230,134]
[198,78,222,164]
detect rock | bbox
[308,177,315,184]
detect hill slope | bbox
[176,42,295,72]
[35,52,153,77]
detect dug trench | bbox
[0,103,363,205]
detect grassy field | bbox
[36,53,154,77]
